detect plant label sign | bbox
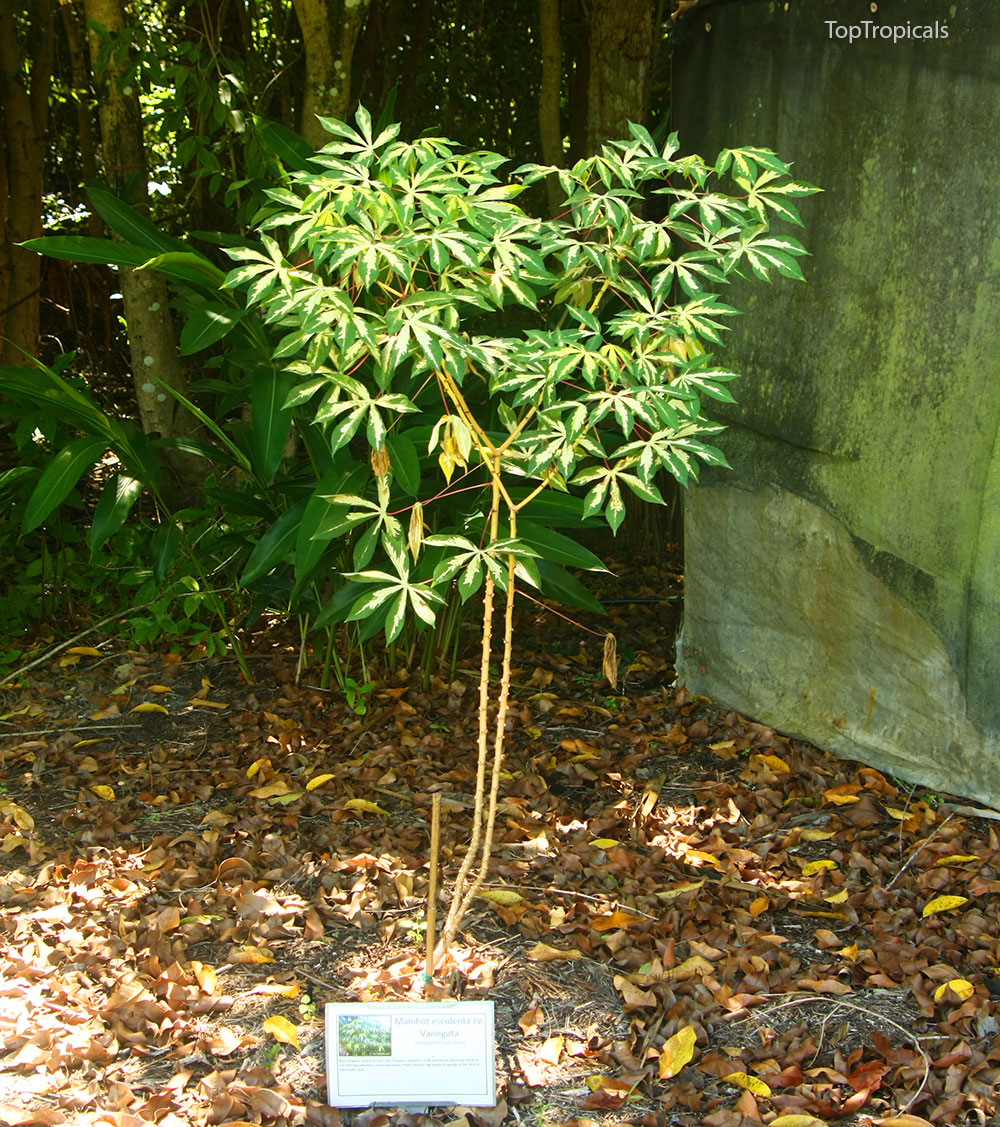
[325,1001,496,1108]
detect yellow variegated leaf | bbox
[130,702,168,714]
[723,1072,771,1096]
[478,888,524,906]
[344,798,389,815]
[921,895,968,917]
[802,859,838,876]
[657,881,705,900]
[590,838,620,849]
[68,646,103,657]
[932,854,979,867]
[90,785,115,800]
[262,1014,299,1048]
[306,773,335,790]
[934,978,974,1001]
[658,1024,696,1079]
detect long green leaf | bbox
[86,183,185,254]
[242,501,307,585]
[179,303,245,355]
[23,437,108,533]
[21,235,151,267]
[517,520,609,572]
[87,473,144,554]
[251,366,294,480]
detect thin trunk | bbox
[586,0,652,151]
[0,0,55,365]
[60,0,102,237]
[291,0,371,147]
[537,0,563,215]
[83,0,199,501]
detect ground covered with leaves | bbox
[1,562,999,1127]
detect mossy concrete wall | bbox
[672,0,1000,805]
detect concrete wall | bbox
[672,0,1000,806]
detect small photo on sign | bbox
[338,1015,392,1057]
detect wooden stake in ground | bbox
[423,791,442,995]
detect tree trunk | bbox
[537,0,563,215]
[586,0,652,151]
[83,0,198,500]
[0,0,55,366]
[291,0,371,148]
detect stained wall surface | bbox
[672,0,1000,805]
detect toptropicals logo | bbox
[826,20,949,42]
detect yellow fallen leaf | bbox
[591,908,648,931]
[250,981,301,998]
[130,702,168,714]
[262,1014,299,1048]
[875,1117,936,1127]
[344,798,389,815]
[932,854,979,867]
[921,895,968,917]
[658,1024,696,1080]
[526,942,581,962]
[90,785,116,800]
[59,655,80,668]
[663,955,713,982]
[73,737,110,749]
[590,838,620,849]
[269,792,303,806]
[723,1072,771,1097]
[709,739,735,750]
[0,801,34,831]
[934,978,975,1002]
[246,757,270,779]
[748,896,770,917]
[684,850,721,866]
[147,685,173,693]
[884,806,910,820]
[823,788,860,806]
[771,1116,830,1127]
[478,888,524,906]
[0,704,30,721]
[0,834,28,854]
[112,678,137,693]
[800,828,835,841]
[306,773,336,790]
[191,961,218,995]
[538,1034,564,1065]
[824,889,849,904]
[251,781,290,799]
[802,859,838,876]
[189,698,227,709]
[657,880,705,900]
[229,945,275,964]
[759,754,790,772]
[68,646,103,657]
[839,942,858,960]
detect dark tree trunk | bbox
[0,0,56,365]
[586,0,653,150]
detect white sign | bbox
[325,1001,496,1108]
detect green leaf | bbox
[242,501,307,584]
[179,303,245,354]
[536,559,606,615]
[151,521,181,584]
[253,114,318,171]
[251,366,294,480]
[517,520,608,572]
[21,235,151,267]
[23,436,108,533]
[86,183,185,254]
[87,473,144,555]
[384,431,421,496]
